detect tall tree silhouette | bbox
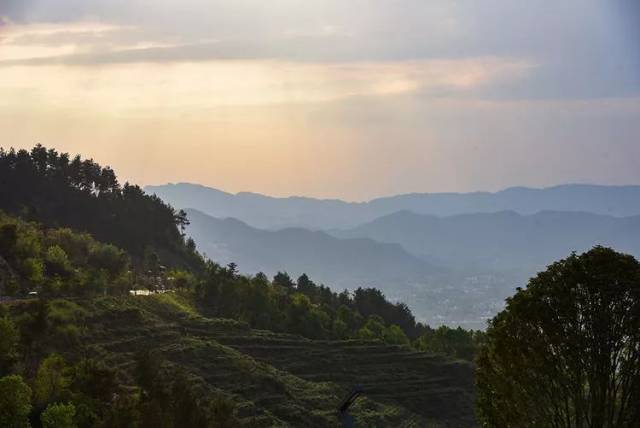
[477,247,640,427]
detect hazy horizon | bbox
[147,181,640,203]
[2,0,639,200]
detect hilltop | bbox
[0,145,203,272]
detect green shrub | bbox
[41,402,76,428]
[0,374,32,428]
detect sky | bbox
[1,1,639,201]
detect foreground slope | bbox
[5,294,475,427]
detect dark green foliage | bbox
[133,350,240,428]
[34,353,73,406]
[195,264,424,346]
[194,264,481,358]
[41,402,77,428]
[352,287,419,339]
[135,350,162,395]
[0,317,19,373]
[1,288,475,427]
[382,324,410,345]
[87,244,128,280]
[71,358,122,426]
[0,374,32,428]
[0,223,18,257]
[96,295,473,426]
[357,315,385,339]
[44,245,73,278]
[0,212,132,296]
[168,269,196,290]
[0,145,203,272]
[415,326,485,361]
[159,369,239,428]
[476,247,640,427]
[273,271,294,290]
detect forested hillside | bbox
[0,145,202,272]
[0,145,481,427]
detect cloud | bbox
[0,57,532,114]
[1,0,639,199]
[1,0,638,100]
[0,20,130,61]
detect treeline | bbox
[0,145,202,272]
[195,264,484,359]
[0,207,482,360]
[0,211,201,298]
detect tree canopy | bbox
[0,212,131,296]
[0,145,202,272]
[0,374,32,428]
[41,402,77,428]
[476,247,640,427]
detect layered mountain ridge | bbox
[146,183,640,230]
[148,183,640,328]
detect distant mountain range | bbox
[333,210,640,273]
[146,183,640,230]
[148,183,640,327]
[185,209,437,290]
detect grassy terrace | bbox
[5,293,475,427]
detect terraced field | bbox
[216,335,475,426]
[45,295,477,427]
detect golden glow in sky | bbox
[1,1,639,200]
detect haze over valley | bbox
[148,183,640,328]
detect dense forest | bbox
[0,146,482,427]
[0,145,202,272]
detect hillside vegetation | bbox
[1,293,476,427]
[0,145,480,427]
[0,145,203,272]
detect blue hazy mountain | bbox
[333,210,640,273]
[183,207,640,328]
[184,208,438,290]
[147,184,640,328]
[147,183,640,230]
